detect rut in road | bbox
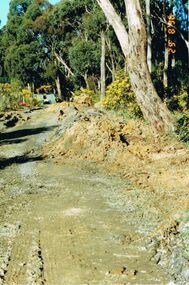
[0,110,170,284]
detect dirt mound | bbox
[44,107,130,161]
[73,94,93,106]
[44,107,188,184]
[43,107,189,192]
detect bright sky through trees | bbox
[0,0,60,27]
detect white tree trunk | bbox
[54,52,74,78]
[146,0,152,73]
[84,71,89,89]
[163,47,169,88]
[106,37,116,82]
[100,31,106,100]
[55,75,62,101]
[96,0,129,58]
[163,24,169,88]
[97,0,174,132]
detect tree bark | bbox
[54,52,74,78]
[100,31,106,100]
[106,37,116,82]
[163,4,169,88]
[84,71,89,89]
[97,0,174,132]
[146,0,152,73]
[163,43,169,88]
[171,55,176,68]
[55,75,62,101]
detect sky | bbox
[0,0,60,28]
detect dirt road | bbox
[0,110,171,284]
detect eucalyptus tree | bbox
[150,0,188,91]
[69,39,100,89]
[30,0,96,97]
[2,0,48,87]
[80,6,107,98]
[0,28,6,82]
[70,1,124,98]
[97,0,174,131]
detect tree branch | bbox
[54,52,74,77]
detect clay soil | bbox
[0,106,189,285]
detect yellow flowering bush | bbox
[74,88,95,98]
[74,88,99,103]
[174,85,188,111]
[166,83,189,113]
[0,82,39,111]
[103,71,141,116]
[0,83,12,93]
[0,83,21,110]
[21,89,33,105]
[36,85,52,94]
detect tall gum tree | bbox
[97,0,175,132]
[146,0,152,73]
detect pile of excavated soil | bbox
[43,106,189,193]
[43,105,189,284]
[44,106,129,161]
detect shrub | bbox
[174,111,189,143]
[0,83,39,111]
[102,70,142,117]
[167,83,189,112]
[0,83,21,111]
[74,88,99,103]
[36,84,52,94]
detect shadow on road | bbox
[0,125,57,141]
[0,154,43,169]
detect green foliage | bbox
[0,77,10,84]
[167,83,189,112]
[174,111,189,143]
[5,42,44,86]
[0,83,21,111]
[69,40,100,77]
[0,0,188,115]
[103,71,142,117]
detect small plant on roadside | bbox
[21,89,33,106]
[74,88,95,97]
[74,88,99,103]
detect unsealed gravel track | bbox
[0,110,170,285]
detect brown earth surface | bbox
[44,105,189,197]
[0,111,31,130]
[0,106,189,284]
